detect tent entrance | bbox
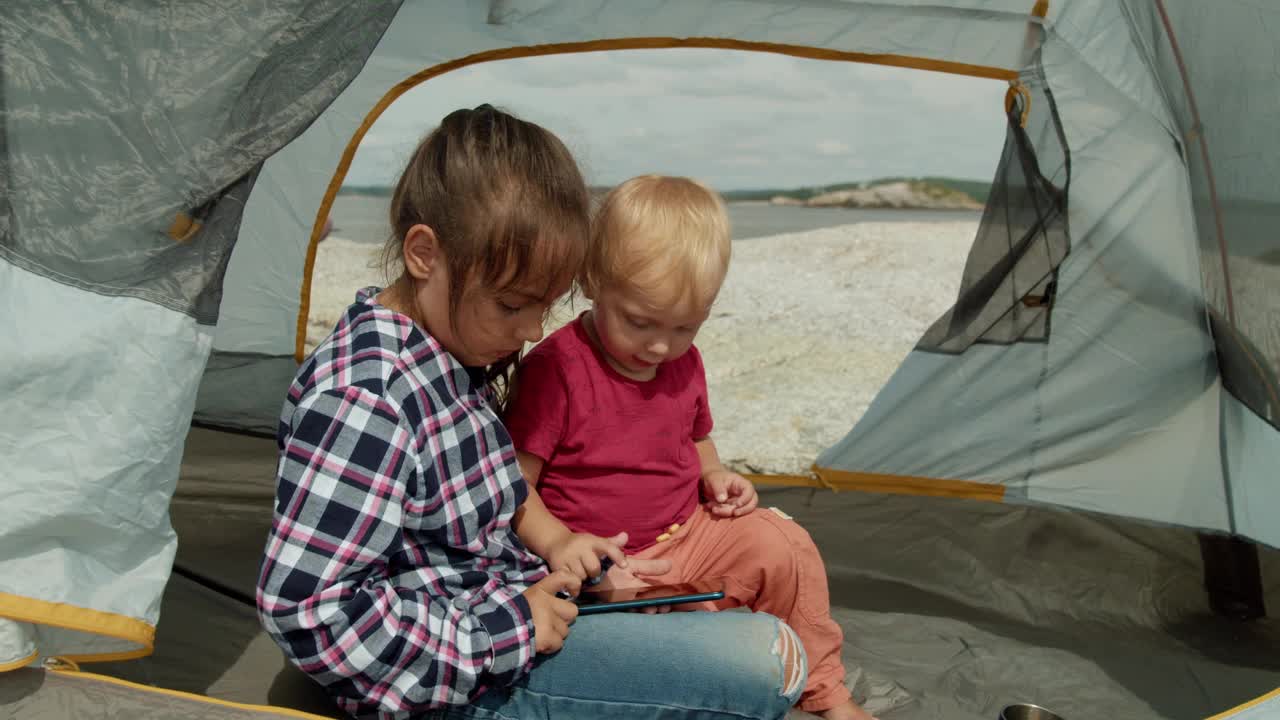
[292,34,1039,363]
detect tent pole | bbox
[1198,533,1266,620]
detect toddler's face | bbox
[588,283,711,381]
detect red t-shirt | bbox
[503,315,713,553]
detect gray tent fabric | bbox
[0,667,334,720]
[818,0,1280,549]
[15,428,1274,720]
[0,1,402,321]
[1116,0,1280,431]
[0,0,401,666]
[193,353,300,437]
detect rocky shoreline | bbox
[769,180,982,210]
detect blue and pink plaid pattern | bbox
[257,287,548,719]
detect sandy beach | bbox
[306,221,979,475]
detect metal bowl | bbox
[1000,703,1066,720]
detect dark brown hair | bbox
[383,104,590,405]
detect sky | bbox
[345,48,1009,192]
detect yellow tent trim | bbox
[749,467,1006,502]
[1205,687,1280,720]
[0,592,154,665]
[294,36,1020,361]
[167,211,202,243]
[45,667,339,720]
[0,649,37,673]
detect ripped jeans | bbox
[435,611,806,720]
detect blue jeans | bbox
[435,611,806,720]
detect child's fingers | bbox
[704,473,730,502]
[538,568,582,598]
[592,536,629,570]
[593,566,636,591]
[713,478,730,503]
[552,614,573,638]
[580,554,601,579]
[625,557,672,577]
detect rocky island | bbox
[770,180,982,210]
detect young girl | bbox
[256,107,806,720]
[504,175,876,720]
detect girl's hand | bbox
[701,469,758,517]
[523,570,581,654]
[546,531,630,581]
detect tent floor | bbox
[14,428,1278,720]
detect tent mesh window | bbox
[917,80,1070,354]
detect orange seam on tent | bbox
[1004,83,1032,127]
[1032,0,1049,19]
[167,212,202,242]
[747,468,1006,502]
[46,668,341,720]
[0,649,37,673]
[1205,686,1280,720]
[294,37,1017,361]
[0,593,154,662]
[56,647,154,664]
[43,656,80,672]
[811,465,1006,502]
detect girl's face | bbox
[390,224,570,367]
[420,267,565,367]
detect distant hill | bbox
[721,177,991,204]
[342,176,991,205]
[339,185,393,197]
[340,184,608,200]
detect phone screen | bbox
[571,578,726,615]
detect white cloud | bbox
[816,140,850,156]
[345,48,1007,190]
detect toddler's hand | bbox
[591,554,674,591]
[701,469,758,517]
[546,531,629,582]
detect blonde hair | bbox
[585,175,731,308]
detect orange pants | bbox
[628,504,852,713]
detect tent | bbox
[2,1,1277,718]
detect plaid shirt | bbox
[257,287,548,719]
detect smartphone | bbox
[569,578,726,615]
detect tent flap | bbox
[0,0,401,663]
[0,1,402,322]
